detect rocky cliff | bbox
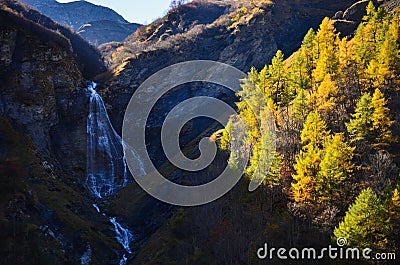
[332,0,400,36]
[20,0,141,45]
[22,0,128,28]
[0,1,126,264]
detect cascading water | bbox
[110,217,134,253]
[86,82,142,264]
[119,255,127,265]
[80,244,92,265]
[86,82,128,198]
[93,204,133,265]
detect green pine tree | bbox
[334,188,389,249]
[353,1,383,71]
[291,111,329,203]
[236,77,264,143]
[291,28,316,92]
[315,134,354,203]
[366,32,399,88]
[292,89,310,125]
[346,93,374,143]
[246,112,280,187]
[267,50,290,108]
[264,152,283,187]
[388,188,400,248]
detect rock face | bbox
[384,0,400,11]
[22,0,127,28]
[20,0,141,44]
[1,1,84,166]
[330,0,396,37]
[0,0,106,175]
[343,0,372,21]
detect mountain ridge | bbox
[19,0,141,44]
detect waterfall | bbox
[110,217,134,253]
[86,82,128,198]
[92,204,134,265]
[86,82,137,264]
[80,244,92,265]
[92,203,101,214]
[119,255,127,265]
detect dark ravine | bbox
[3,0,106,78]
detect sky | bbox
[57,0,171,24]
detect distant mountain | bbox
[20,0,141,45]
[77,19,141,46]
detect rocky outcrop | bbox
[343,0,372,21]
[20,0,141,45]
[0,0,108,175]
[383,0,400,11]
[331,19,359,36]
[331,0,395,37]
[0,4,84,160]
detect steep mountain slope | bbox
[4,0,106,78]
[78,19,141,46]
[95,0,389,263]
[101,1,399,264]
[0,1,127,264]
[20,0,141,44]
[100,0,361,135]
